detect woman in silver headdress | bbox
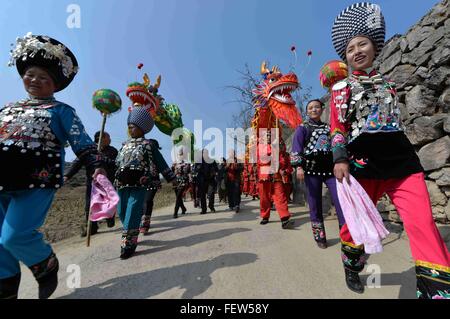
[330,3,450,298]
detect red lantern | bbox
[319,60,348,90]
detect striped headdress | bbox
[332,2,386,60]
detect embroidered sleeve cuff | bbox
[290,152,303,167]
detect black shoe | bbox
[120,231,138,260]
[344,269,364,294]
[181,209,187,215]
[235,206,240,213]
[200,211,207,215]
[120,247,136,260]
[0,273,21,299]
[173,213,178,219]
[29,253,59,299]
[281,219,294,229]
[260,218,269,225]
[210,208,216,212]
[106,217,116,228]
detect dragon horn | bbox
[260,61,269,75]
[154,75,161,89]
[143,73,150,87]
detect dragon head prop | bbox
[252,61,302,129]
[126,68,186,139]
[126,73,163,117]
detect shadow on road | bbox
[359,266,417,299]
[59,252,258,299]
[137,227,251,255]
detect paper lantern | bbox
[319,60,348,90]
[92,89,122,115]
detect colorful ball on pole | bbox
[319,60,348,90]
[92,89,122,115]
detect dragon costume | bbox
[251,61,302,228]
[126,71,195,159]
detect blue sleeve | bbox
[290,125,307,167]
[54,104,95,153]
[51,103,103,170]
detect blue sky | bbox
[0,0,439,163]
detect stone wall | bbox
[312,0,450,223]
[374,0,450,224]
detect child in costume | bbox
[172,147,191,219]
[0,33,106,299]
[330,2,450,297]
[65,131,118,237]
[115,108,175,259]
[291,99,345,249]
[139,138,163,234]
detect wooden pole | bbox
[87,113,107,247]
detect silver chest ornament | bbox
[117,139,151,170]
[305,124,331,155]
[0,103,59,152]
[334,73,401,140]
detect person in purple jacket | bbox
[290,99,345,249]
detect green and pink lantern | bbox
[87,88,122,247]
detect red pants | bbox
[250,181,258,197]
[340,173,450,268]
[259,181,290,220]
[243,179,249,195]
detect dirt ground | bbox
[40,183,177,243]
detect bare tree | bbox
[225,63,259,131]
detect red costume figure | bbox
[242,162,249,196]
[251,61,303,229]
[249,163,259,200]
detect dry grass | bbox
[40,183,176,243]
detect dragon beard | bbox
[267,98,302,129]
